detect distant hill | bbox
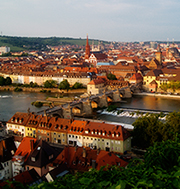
[0,36,107,52]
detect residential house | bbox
[67,120,87,147]
[12,137,36,177]
[129,73,143,84]
[49,146,128,173]
[6,112,30,137]
[25,139,59,177]
[50,117,71,145]
[0,137,17,180]
[0,168,44,188]
[83,122,131,153]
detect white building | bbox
[0,46,10,55]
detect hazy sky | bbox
[1,0,180,42]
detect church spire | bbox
[85,34,90,60]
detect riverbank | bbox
[0,86,86,94]
[133,92,180,99]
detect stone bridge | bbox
[37,86,133,119]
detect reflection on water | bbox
[0,91,82,121]
[1,91,180,122]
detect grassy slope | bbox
[0,36,106,52]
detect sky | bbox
[1,0,180,42]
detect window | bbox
[27,166,29,170]
[58,135,60,138]
[69,141,73,145]
[69,135,71,138]
[54,132,56,135]
[54,138,56,141]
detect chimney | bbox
[97,148,100,155]
[30,140,34,151]
[83,147,86,158]
[75,145,78,152]
[92,160,96,169]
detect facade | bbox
[12,137,36,177]
[6,112,30,137]
[0,46,10,55]
[87,78,106,95]
[7,113,132,154]
[0,137,17,180]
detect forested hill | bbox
[0,36,104,52]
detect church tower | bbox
[85,35,90,60]
[155,44,162,65]
[166,41,170,59]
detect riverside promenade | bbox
[133,92,180,99]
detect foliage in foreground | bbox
[132,111,180,148]
[4,136,180,189]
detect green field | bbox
[0,36,107,52]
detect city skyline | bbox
[1,0,180,42]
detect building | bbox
[0,46,10,55]
[87,78,106,95]
[7,112,132,154]
[0,137,17,180]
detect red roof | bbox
[12,137,37,162]
[88,78,105,85]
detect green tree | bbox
[29,81,38,88]
[132,114,163,148]
[160,83,168,92]
[5,77,12,85]
[107,73,117,80]
[72,82,84,89]
[44,80,57,88]
[0,76,5,86]
[58,79,70,91]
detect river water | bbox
[1,91,180,124]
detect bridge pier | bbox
[112,90,121,102]
[98,94,108,108]
[82,99,93,116]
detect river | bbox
[1,91,180,124]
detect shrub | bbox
[14,87,23,92]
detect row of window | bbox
[68,135,121,144]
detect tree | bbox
[72,82,84,89]
[0,76,5,86]
[107,73,117,80]
[160,83,168,92]
[29,81,38,88]
[132,114,163,148]
[5,77,12,85]
[44,80,57,88]
[59,79,70,91]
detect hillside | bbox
[0,36,106,52]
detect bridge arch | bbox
[72,106,81,114]
[91,101,98,109]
